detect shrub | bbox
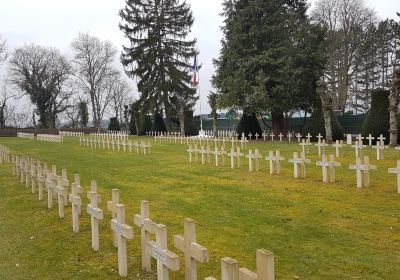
[236,112,262,139]
[184,110,199,136]
[108,117,121,131]
[152,113,167,132]
[139,115,152,135]
[361,89,390,144]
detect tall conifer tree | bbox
[119,0,197,126]
[213,0,326,133]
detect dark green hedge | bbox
[236,113,262,139]
[108,117,121,131]
[184,110,199,136]
[361,89,390,144]
[139,115,152,135]
[152,113,167,132]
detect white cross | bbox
[54,175,68,218]
[287,132,292,142]
[278,133,283,142]
[270,133,275,142]
[316,133,323,142]
[210,249,274,280]
[133,200,156,272]
[200,146,207,165]
[147,223,180,280]
[332,140,343,157]
[316,154,341,183]
[377,134,386,144]
[288,152,303,178]
[173,218,209,280]
[107,189,120,248]
[68,174,83,233]
[187,145,193,163]
[111,204,134,277]
[351,141,364,158]
[388,160,400,193]
[87,191,103,251]
[373,141,386,160]
[296,133,302,143]
[367,134,375,146]
[228,147,237,169]
[265,150,285,175]
[245,149,262,171]
[306,133,312,142]
[349,156,377,188]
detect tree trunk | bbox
[271,111,284,134]
[0,102,6,128]
[212,116,217,136]
[179,107,185,135]
[90,93,98,130]
[317,80,333,143]
[389,69,400,146]
[323,110,332,143]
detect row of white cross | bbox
[59,131,85,137]
[17,132,35,139]
[36,134,63,143]
[5,150,275,280]
[79,137,151,155]
[186,145,400,192]
[89,132,129,141]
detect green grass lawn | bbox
[0,136,399,280]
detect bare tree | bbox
[71,32,117,130]
[389,69,400,145]
[8,44,71,128]
[0,35,7,65]
[107,72,131,124]
[0,80,17,128]
[312,0,376,113]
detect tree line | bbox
[210,0,400,140]
[0,0,199,135]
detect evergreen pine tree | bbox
[119,0,197,119]
[213,0,326,133]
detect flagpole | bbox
[198,68,203,133]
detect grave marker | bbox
[68,174,83,233]
[349,156,377,188]
[287,132,292,142]
[174,218,209,280]
[187,145,193,163]
[54,176,67,218]
[316,154,341,183]
[148,223,180,280]
[107,189,120,247]
[87,191,103,251]
[367,134,375,146]
[111,204,134,277]
[333,140,343,157]
[388,160,400,193]
[296,133,302,143]
[265,150,285,175]
[373,141,386,160]
[134,200,157,271]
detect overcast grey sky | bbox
[0,0,399,114]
